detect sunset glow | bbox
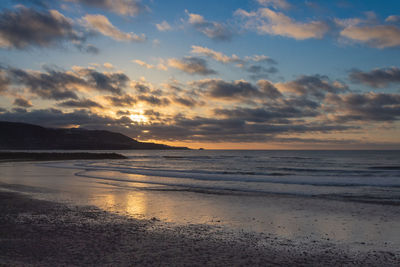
[0,0,399,149]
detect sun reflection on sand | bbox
[89,190,148,217]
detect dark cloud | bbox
[0,108,125,128]
[143,109,162,120]
[214,107,290,123]
[76,43,100,54]
[172,96,198,107]
[246,65,278,80]
[105,94,136,107]
[137,115,351,142]
[214,101,319,123]
[257,80,282,99]
[138,95,170,106]
[168,57,217,75]
[249,55,278,65]
[7,67,80,100]
[0,69,10,93]
[133,82,151,93]
[3,66,130,100]
[278,75,348,98]
[325,92,400,122]
[282,97,320,109]
[0,7,83,49]
[116,110,130,116]
[11,107,27,113]
[247,65,278,74]
[349,67,400,88]
[192,79,264,99]
[84,69,129,94]
[13,97,33,108]
[58,99,103,108]
[187,11,233,41]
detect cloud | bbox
[13,97,33,108]
[133,59,168,71]
[349,67,400,88]
[386,15,400,23]
[0,69,10,93]
[103,62,114,69]
[134,59,154,69]
[246,64,278,80]
[325,92,400,122]
[156,21,172,31]
[82,14,145,42]
[7,67,80,100]
[0,7,83,49]
[58,98,103,108]
[276,75,348,98]
[3,66,130,100]
[340,24,400,48]
[191,79,264,99]
[213,105,317,124]
[139,114,352,143]
[168,57,217,75]
[80,68,129,94]
[188,78,284,102]
[137,95,170,106]
[77,44,100,54]
[235,8,328,40]
[257,80,282,99]
[65,0,146,17]
[257,0,291,10]
[186,11,233,41]
[191,45,242,64]
[172,96,198,107]
[190,45,279,79]
[190,46,278,75]
[13,0,49,8]
[105,94,136,107]
[0,108,129,128]
[244,55,277,64]
[131,81,151,93]
[116,110,131,116]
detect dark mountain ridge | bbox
[0,121,188,150]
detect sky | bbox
[0,0,399,149]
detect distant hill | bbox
[0,121,188,150]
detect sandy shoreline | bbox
[0,190,399,266]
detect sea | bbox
[40,149,400,204]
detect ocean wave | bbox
[70,164,400,188]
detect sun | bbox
[130,113,148,123]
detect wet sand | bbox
[0,190,399,266]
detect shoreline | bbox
[0,190,399,266]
